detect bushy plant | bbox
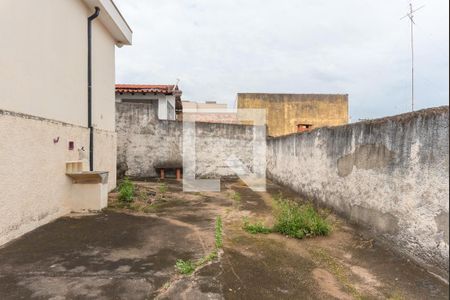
[273,200,331,239]
[243,218,272,234]
[118,178,135,203]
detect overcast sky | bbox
[114,0,449,121]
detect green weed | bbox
[273,198,331,239]
[118,178,135,203]
[175,259,195,275]
[243,218,272,234]
[215,216,223,249]
[175,215,223,275]
[196,250,218,266]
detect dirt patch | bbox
[313,268,352,300]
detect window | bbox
[167,101,175,120]
[297,124,313,133]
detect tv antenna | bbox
[401,3,424,112]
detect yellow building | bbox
[237,93,349,137]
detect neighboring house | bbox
[0,0,132,245]
[182,100,240,124]
[238,93,349,137]
[116,84,183,120]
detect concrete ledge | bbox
[66,171,109,184]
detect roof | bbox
[115,84,181,95]
[82,0,132,45]
[116,84,183,111]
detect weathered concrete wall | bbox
[0,110,117,246]
[267,106,449,280]
[238,93,348,137]
[116,102,255,178]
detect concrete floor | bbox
[0,179,448,299]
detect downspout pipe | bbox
[88,7,100,171]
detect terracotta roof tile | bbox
[115,84,181,95]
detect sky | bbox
[114,0,449,121]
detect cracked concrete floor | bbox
[0,179,448,299]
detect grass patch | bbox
[242,218,272,234]
[118,178,135,204]
[175,259,195,275]
[241,195,331,239]
[273,198,331,239]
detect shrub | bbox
[273,200,331,239]
[175,259,195,275]
[243,218,272,234]
[118,178,135,203]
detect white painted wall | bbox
[0,0,116,131]
[0,0,125,245]
[0,111,117,246]
[116,93,177,120]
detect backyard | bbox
[0,179,448,299]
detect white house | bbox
[115,84,183,120]
[0,0,132,245]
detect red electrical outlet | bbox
[68,141,74,150]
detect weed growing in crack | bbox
[196,250,218,266]
[175,259,195,275]
[215,216,223,249]
[175,215,223,275]
[242,217,272,234]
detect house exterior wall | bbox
[0,0,122,245]
[0,110,116,246]
[0,0,115,131]
[266,106,449,280]
[115,93,176,120]
[238,93,348,137]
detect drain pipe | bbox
[88,7,100,171]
